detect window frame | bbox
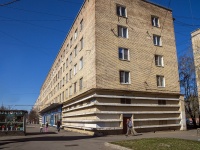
[74,29,78,40]
[80,19,83,32]
[69,86,72,96]
[118,47,129,61]
[74,64,77,75]
[79,78,83,90]
[79,57,83,70]
[151,16,160,27]
[119,71,130,84]
[69,53,72,63]
[70,37,73,47]
[153,35,162,46]
[69,69,72,79]
[66,73,68,83]
[120,98,131,104]
[118,25,128,38]
[116,5,127,17]
[155,55,164,67]
[156,75,165,87]
[80,37,84,51]
[74,82,77,93]
[74,46,77,57]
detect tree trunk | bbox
[191,117,197,128]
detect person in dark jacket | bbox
[57,120,61,132]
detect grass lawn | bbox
[111,138,200,150]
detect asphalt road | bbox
[0,125,199,150]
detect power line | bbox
[57,0,82,4]
[174,15,200,21]
[175,20,200,28]
[188,0,194,26]
[0,15,68,33]
[0,0,19,6]
[0,18,74,22]
[4,5,75,18]
[0,29,54,57]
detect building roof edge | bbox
[141,0,172,11]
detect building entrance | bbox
[123,114,132,134]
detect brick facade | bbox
[36,0,186,135]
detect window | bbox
[80,38,84,50]
[121,98,131,104]
[74,46,77,57]
[155,55,164,67]
[63,63,65,72]
[60,80,62,89]
[66,58,68,68]
[74,64,77,75]
[62,91,64,101]
[156,75,165,87]
[153,35,162,46]
[74,29,78,40]
[62,77,65,86]
[119,47,129,60]
[79,57,83,70]
[70,53,72,63]
[152,16,159,27]
[66,44,69,52]
[118,26,128,38]
[80,19,83,31]
[120,71,130,84]
[66,73,68,83]
[66,89,68,98]
[79,78,83,90]
[69,86,72,96]
[74,82,77,93]
[117,5,127,17]
[158,100,166,105]
[70,37,73,47]
[69,69,72,79]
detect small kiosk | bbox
[0,110,28,136]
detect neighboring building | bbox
[35,0,186,135]
[191,28,200,124]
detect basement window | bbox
[158,100,166,105]
[121,98,131,104]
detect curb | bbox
[104,142,132,150]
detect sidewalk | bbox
[0,125,199,150]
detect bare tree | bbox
[179,54,199,128]
[28,109,39,124]
[0,104,12,110]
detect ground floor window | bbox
[54,113,61,125]
[46,115,51,124]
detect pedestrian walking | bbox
[57,120,61,132]
[45,121,49,132]
[40,123,43,132]
[126,118,134,136]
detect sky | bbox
[0,0,199,111]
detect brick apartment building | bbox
[192,29,200,123]
[35,0,186,135]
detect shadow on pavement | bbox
[26,132,57,136]
[0,147,9,149]
[0,135,96,147]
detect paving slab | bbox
[0,124,199,150]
